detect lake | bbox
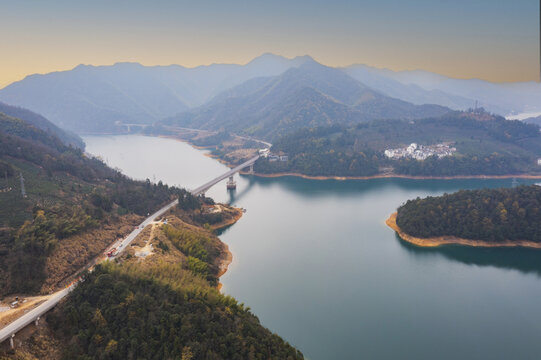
[84,135,541,360]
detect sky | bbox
[0,0,539,87]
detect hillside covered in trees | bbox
[0,102,84,149]
[14,190,302,359]
[0,111,178,295]
[253,111,541,177]
[0,110,303,359]
[395,185,541,242]
[46,210,304,360]
[47,261,303,360]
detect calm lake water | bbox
[84,135,541,360]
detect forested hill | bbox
[161,60,449,140]
[47,260,303,359]
[396,185,541,242]
[0,112,178,295]
[253,111,541,177]
[0,113,303,359]
[0,102,84,149]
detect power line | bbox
[19,173,26,198]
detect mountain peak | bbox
[248,53,288,65]
[247,53,317,68]
[292,55,316,65]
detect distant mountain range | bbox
[0,54,312,133]
[0,53,540,134]
[162,60,449,140]
[352,66,541,116]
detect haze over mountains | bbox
[524,115,541,126]
[0,54,312,133]
[163,60,449,140]
[0,53,540,135]
[0,101,83,148]
[357,67,541,116]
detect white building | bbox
[406,143,417,154]
[259,148,270,158]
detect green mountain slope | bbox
[0,102,84,149]
[0,112,177,294]
[47,259,303,359]
[162,61,450,140]
[0,112,304,360]
[254,111,541,177]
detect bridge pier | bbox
[9,334,14,349]
[226,175,236,190]
[34,316,40,326]
[249,164,254,174]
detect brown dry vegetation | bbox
[0,296,49,328]
[0,318,61,360]
[41,214,142,293]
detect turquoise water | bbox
[85,135,541,360]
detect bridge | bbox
[118,123,151,133]
[0,154,261,348]
[191,155,259,195]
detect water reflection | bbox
[228,175,257,204]
[395,233,541,277]
[249,175,532,199]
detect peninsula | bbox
[387,185,541,248]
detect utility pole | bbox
[19,173,26,198]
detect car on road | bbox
[106,248,117,257]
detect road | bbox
[163,126,272,149]
[0,198,179,344]
[233,134,272,148]
[111,199,178,256]
[0,287,71,344]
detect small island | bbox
[387,185,541,248]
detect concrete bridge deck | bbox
[191,155,259,195]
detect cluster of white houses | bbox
[384,143,456,161]
[259,148,288,162]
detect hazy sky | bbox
[0,0,539,87]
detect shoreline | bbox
[386,212,541,249]
[158,133,541,181]
[249,172,541,181]
[213,206,243,291]
[211,206,244,231]
[216,243,233,292]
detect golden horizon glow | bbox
[1,0,539,88]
